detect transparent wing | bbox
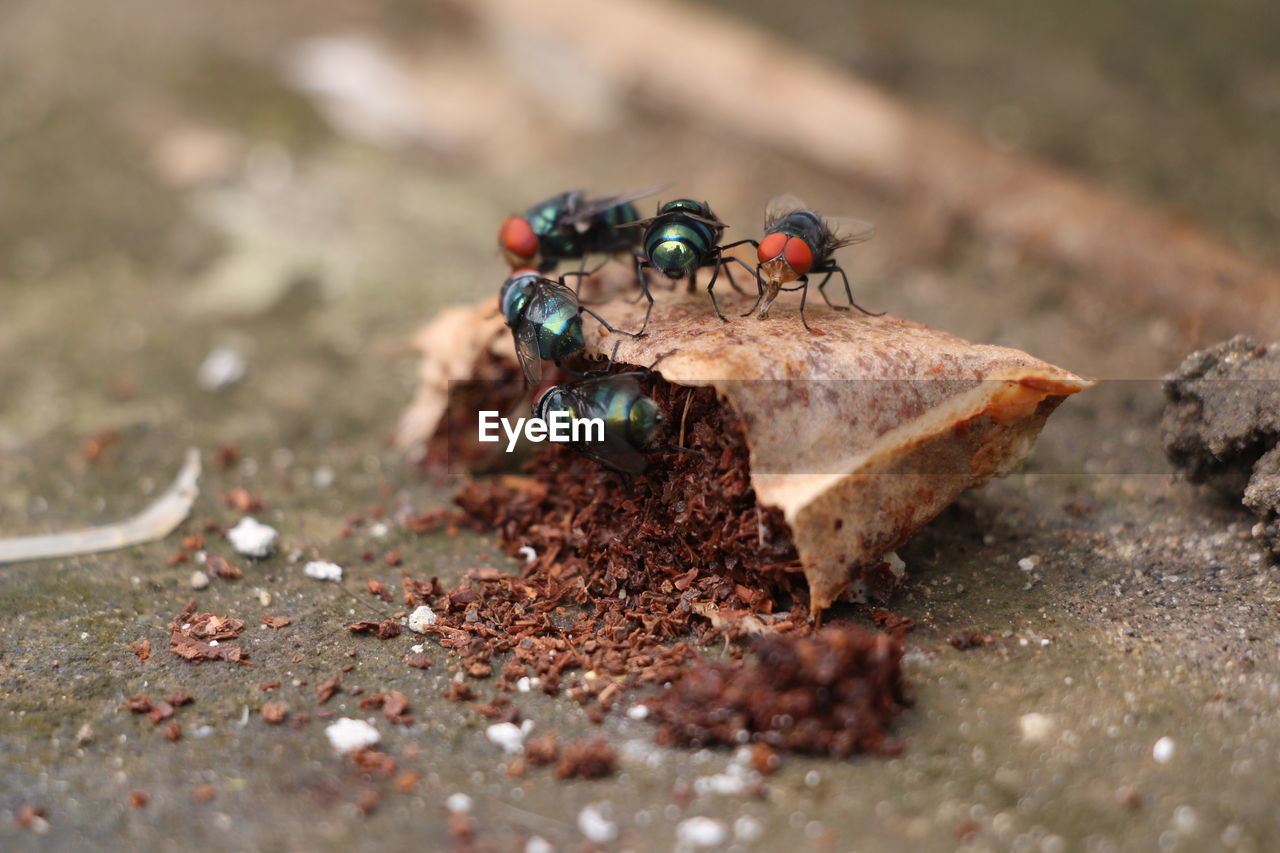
[562,183,674,226]
[764,193,809,230]
[514,319,542,385]
[823,216,876,251]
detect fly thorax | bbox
[499,272,538,326]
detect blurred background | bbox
[3,0,1278,456]
[3,0,1280,849]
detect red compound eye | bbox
[782,236,813,276]
[757,232,787,264]
[499,217,539,263]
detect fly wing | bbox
[513,318,542,385]
[562,183,674,228]
[764,193,809,230]
[823,216,877,252]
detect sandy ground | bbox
[2,1,1279,850]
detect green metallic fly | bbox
[627,199,761,332]
[499,268,637,385]
[498,185,668,273]
[532,372,668,474]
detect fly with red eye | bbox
[497,185,668,274]
[743,194,882,331]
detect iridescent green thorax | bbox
[520,193,644,266]
[523,193,579,260]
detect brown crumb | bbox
[261,615,292,629]
[167,691,195,707]
[316,676,342,704]
[751,742,780,775]
[443,682,474,702]
[393,771,421,792]
[260,680,282,691]
[82,430,118,464]
[448,812,475,842]
[645,624,910,757]
[347,619,402,640]
[366,579,393,602]
[555,738,616,780]
[127,790,150,809]
[949,630,994,650]
[205,555,243,580]
[168,600,250,665]
[124,694,153,714]
[384,550,402,566]
[165,551,189,566]
[356,787,381,816]
[214,444,240,469]
[524,732,559,766]
[182,533,206,551]
[261,702,288,724]
[147,702,175,725]
[15,803,49,832]
[164,722,182,742]
[222,486,264,513]
[404,652,431,669]
[193,784,216,804]
[869,608,915,640]
[131,639,151,662]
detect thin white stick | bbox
[0,448,202,564]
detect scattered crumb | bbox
[407,605,437,633]
[555,738,616,780]
[676,816,728,848]
[578,803,618,844]
[262,702,288,724]
[325,717,380,754]
[303,561,343,582]
[131,639,151,662]
[227,517,278,558]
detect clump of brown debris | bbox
[644,625,910,756]
[403,375,911,756]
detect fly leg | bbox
[740,263,766,317]
[828,262,884,316]
[703,253,731,323]
[715,239,760,295]
[814,268,849,311]
[581,304,644,339]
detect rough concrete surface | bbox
[2,1,1279,851]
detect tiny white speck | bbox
[1153,737,1175,763]
[486,722,525,754]
[303,561,343,582]
[1019,712,1054,743]
[627,705,650,721]
[325,717,379,754]
[676,816,727,848]
[578,804,617,844]
[1018,555,1041,572]
[197,346,246,392]
[228,517,279,558]
[734,815,764,842]
[445,792,472,814]
[518,545,537,564]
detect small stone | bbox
[676,816,728,848]
[324,717,380,754]
[1019,712,1054,743]
[734,815,764,842]
[525,837,553,853]
[578,803,617,844]
[189,570,210,590]
[303,561,343,582]
[1017,555,1041,572]
[197,347,246,392]
[487,721,526,754]
[1153,736,1175,763]
[445,792,473,814]
[626,705,650,721]
[407,605,437,633]
[227,517,278,558]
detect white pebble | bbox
[324,717,379,754]
[369,522,389,538]
[1153,736,1175,763]
[516,676,541,693]
[885,552,906,578]
[445,792,473,814]
[1019,712,1054,743]
[407,605,437,633]
[578,804,617,844]
[676,817,727,848]
[518,546,537,564]
[525,838,553,853]
[303,561,343,582]
[627,705,650,721]
[486,722,526,754]
[197,346,246,391]
[1018,555,1041,572]
[189,570,210,589]
[312,466,335,488]
[734,815,764,843]
[228,517,279,558]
